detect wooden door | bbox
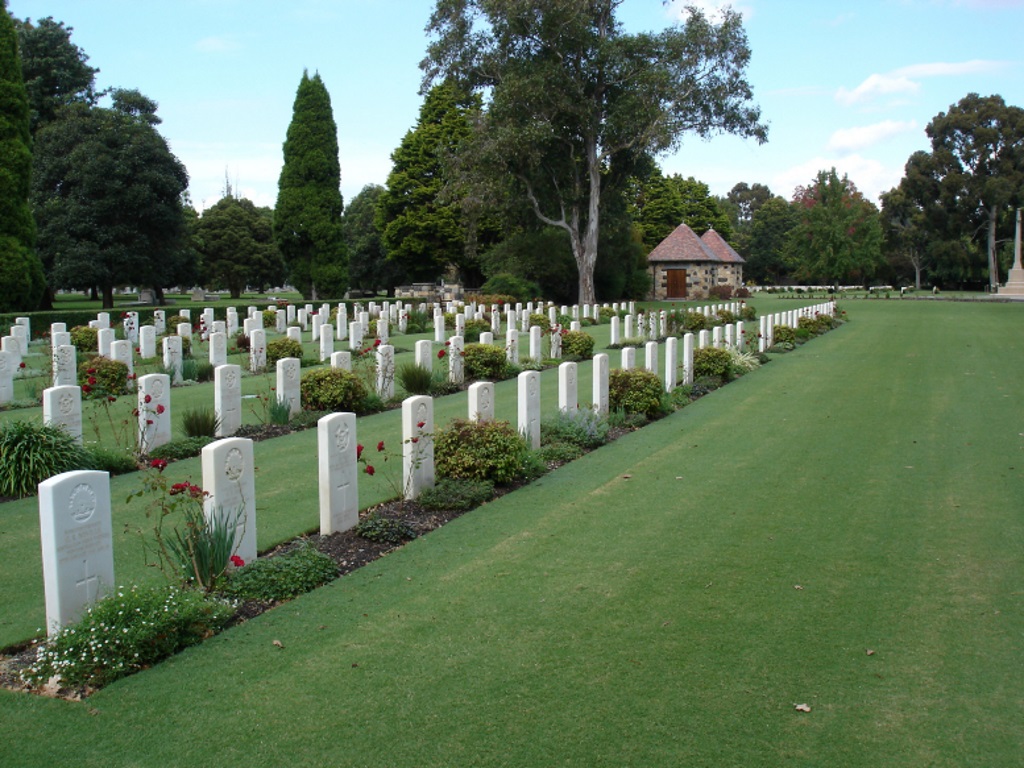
[667,269,687,298]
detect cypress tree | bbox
[274,70,347,300]
[0,3,44,312]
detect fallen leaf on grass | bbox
[794,585,803,590]
[866,649,875,656]
[272,639,285,649]
[794,703,811,712]
[621,474,632,480]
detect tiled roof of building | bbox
[700,228,746,264]
[647,222,721,264]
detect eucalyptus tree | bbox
[421,0,766,303]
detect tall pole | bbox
[1014,208,1022,273]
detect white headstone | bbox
[402,395,435,500]
[42,385,83,444]
[448,336,464,385]
[592,353,609,415]
[249,328,266,373]
[318,412,359,535]
[201,438,257,566]
[550,326,562,359]
[0,350,12,404]
[110,340,134,390]
[414,339,433,372]
[214,364,242,437]
[97,327,114,358]
[349,321,364,351]
[664,336,678,392]
[376,344,395,399]
[468,381,494,422]
[319,324,334,362]
[138,373,172,453]
[434,310,446,343]
[311,314,322,342]
[96,312,110,330]
[335,305,348,340]
[52,344,77,388]
[153,310,166,336]
[621,346,635,371]
[276,357,302,417]
[558,361,578,415]
[529,326,542,362]
[275,310,287,334]
[38,470,115,634]
[177,321,192,341]
[682,333,694,385]
[331,351,352,372]
[480,331,494,346]
[506,328,519,364]
[286,326,302,345]
[645,341,658,375]
[162,335,183,385]
[139,325,157,359]
[518,370,541,449]
[610,316,620,346]
[209,331,228,367]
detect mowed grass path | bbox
[2,299,1022,767]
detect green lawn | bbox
[1,298,1021,767]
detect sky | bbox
[8,0,1024,212]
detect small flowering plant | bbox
[127,462,244,593]
[357,420,432,502]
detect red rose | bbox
[18,362,25,369]
[374,339,381,347]
[88,376,97,386]
[364,465,375,476]
[357,444,364,459]
[82,384,91,394]
[376,441,385,452]
[156,404,166,414]
[151,459,168,473]
[230,555,245,567]
[438,350,446,359]
[417,421,425,428]
[144,394,152,404]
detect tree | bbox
[377,81,480,284]
[345,184,405,295]
[31,91,190,308]
[631,171,732,251]
[195,195,285,298]
[13,15,100,135]
[719,181,772,258]
[907,94,1024,291]
[787,169,882,287]
[422,1,766,304]
[746,195,796,284]
[879,183,931,289]
[0,3,45,312]
[274,70,347,300]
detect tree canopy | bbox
[787,169,882,287]
[746,195,796,285]
[13,14,99,135]
[376,81,479,284]
[274,70,347,300]
[346,184,407,295]
[0,3,45,312]
[902,93,1024,291]
[31,93,190,308]
[195,194,284,298]
[421,0,766,304]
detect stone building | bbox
[647,223,745,300]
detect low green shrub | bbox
[234,330,250,351]
[773,325,796,344]
[528,312,549,329]
[435,418,529,484]
[729,349,762,376]
[608,369,664,418]
[22,584,233,689]
[220,545,337,602]
[396,362,433,395]
[561,330,595,359]
[478,273,540,302]
[262,309,278,328]
[716,309,737,324]
[69,325,98,352]
[537,441,584,464]
[147,436,215,461]
[0,421,88,497]
[267,337,304,365]
[194,360,216,383]
[683,311,709,331]
[163,333,191,356]
[300,368,368,412]
[463,318,490,343]
[268,397,291,426]
[693,347,733,380]
[598,306,617,322]
[181,406,220,438]
[541,409,609,449]
[403,310,430,333]
[180,358,200,382]
[417,477,495,511]
[83,445,138,476]
[355,513,417,544]
[739,304,757,321]
[78,356,130,398]
[463,343,507,380]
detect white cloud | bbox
[827,120,919,154]
[835,59,1006,106]
[666,0,755,22]
[772,154,904,204]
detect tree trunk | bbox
[102,285,114,309]
[154,286,166,305]
[988,203,999,292]
[576,133,602,305]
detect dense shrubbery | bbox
[69,325,98,352]
[147,436,216,461]
[266,337,304,365]
[300,368,368,412]
[22,585,233,688]
[561,330,595,359]
[773,325,796,344]
[78,356,130,398]
[608,369,665,418]
[528,312,549,329]
[435,419,530,484]
[479,273,540,302]
[355,513,417,544]
[221,546,337,602]
[396,361,434,395]
[739,304,756,321]
[693,347,733,380]
[262,309,278,328]
[683,311,709,331]
[541,409,609,449]
[463,343,508,381]
[418,477,496,511]
[0,421,88,497]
